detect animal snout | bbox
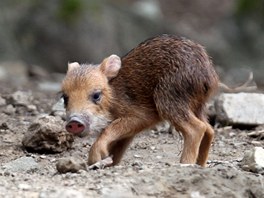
[66,117,85,134]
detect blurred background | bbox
[0,0,263,89]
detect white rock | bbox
[216,93,264,125]
[190,191,206,198]
[51,98,66,118]
[18,183,31,190]
[241,147,264,173]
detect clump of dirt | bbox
[22,115,74,153]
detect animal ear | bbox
[100,55,121,79]
[67,62,80,73]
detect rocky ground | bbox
[0,66,264,198]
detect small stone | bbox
[18,183,31,190]
[241,147,264,173]
[27,104,37,112]
[190,191,205,198]
[153,121,170,132]
[132,161,143,167]
[4,104,16,115]
[51,98,66,119]
[150,146,156,150]
[56,157,87,173]
[0,96,6,106]
[134,154,142,158]
[39,155,47,159]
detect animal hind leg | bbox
[172,113,207,165]
[196,116,214,167]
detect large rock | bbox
[215,93,264,125]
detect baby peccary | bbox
[61,34,219,167]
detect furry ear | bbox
[100,55,121,79]
[67,62,80,73]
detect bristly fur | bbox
[62,34,219,167]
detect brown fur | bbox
[62,34,219,167]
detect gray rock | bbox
[51,98,66,119]
[241,147,264,173]
[2,156,39,173]
[3,104,15,115]
[215,93,264,125]
[22,115,74,153]
[10,90,33,106]
[56,157,87,173]
[0,96,6,106]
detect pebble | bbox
[156,155,162,159]
[134,154,142,158]
[51,98,66,119]
[27,104,37,112]
[0,96,6,106]
[4,104,16,115]
[190,191,205,198]
[18,183,31,190]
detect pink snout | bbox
[66,119,85,134]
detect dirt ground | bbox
[0,77,263,198]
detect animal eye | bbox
[62,93,69,107]
[91,91,102,104]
